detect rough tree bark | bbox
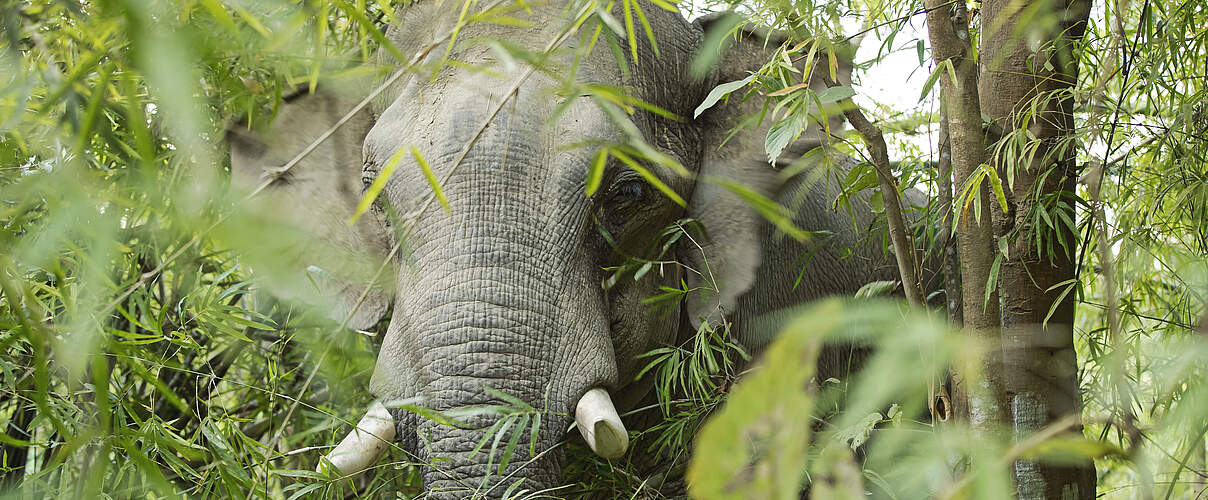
[979,0,1096,497]
[923,0,1007,431]
[936,114,963,329]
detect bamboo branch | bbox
[821,75,925,308]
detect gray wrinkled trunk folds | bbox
[376,145,617,496]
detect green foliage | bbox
[685,300,829,500]
[1,0,417,497]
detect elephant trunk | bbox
[410,313,565,497]
[406,289,598,498]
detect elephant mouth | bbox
[320,385,629,495]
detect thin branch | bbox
[821,75,925,308]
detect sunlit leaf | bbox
[694,74,756,118]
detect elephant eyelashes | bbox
[360,173,374,195]
[613,180,644,201]
[607,179,646,207]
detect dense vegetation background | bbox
[1,0,1206,498]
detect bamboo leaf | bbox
[586,147,609,196]
[632,0,659,56]
[332,0,407,63]
[529,412,542,456]
[982,164,1009,213]
[765,112,807,165]
[694,74,756,118]
[814,85,855,104]
[412,147,450,213]
[498,413,529,473]
[767,82,809,97]
[484,386,534,411]
[919,59,952,101]
[611,150,685,206]
[623,0,639,61]
[349,147,405,224]
[1042,279,1079,326]
[710,176,810,241]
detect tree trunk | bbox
[978,0,1096,497]
[924,0,1007,432]
[936,114,963,329]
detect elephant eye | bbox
[609,180,645,204]
[361,173,374,195]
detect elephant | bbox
[227,3,933,497]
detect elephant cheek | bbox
[608,266,684,384]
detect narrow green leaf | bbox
[594,6,625,37]
[529,412,542,456]
[764,112,807,165]
[484,386,533,411]
[767,83,809,97]
[919,60,947,102]
[943,58,959,89]
[470,419,504,459]
[586,148,608,196]
[198,0,238,34]
[634,261,653,280]
[39,50,106,113]
[412,147,450,213]
[647,0,679,11]
[623,0,639,61]
[855,280,899,298]
[488,415,516,472]
[985,254,1002,309]
[286,483,326,500]
[632,0,659,57]
[349,147,405,224]
[694,74,755,118]
[75,67,110,153]
[611,150,686,206]
[331,0,407,63]
[983,164,1009,213]
[710,177,809,241]
[814,85,855,104]
[231,6,270,38]
[399,403,471,429]
[1042,280,1078,326]
[498,413,529,473]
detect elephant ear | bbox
[683,16,853,327]
[227,85,394,330]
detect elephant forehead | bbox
[363,75,620,198]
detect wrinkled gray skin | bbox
[230,4,928,497]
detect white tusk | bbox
[317,400,397,475]
[575,388,629,459]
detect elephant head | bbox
[230,3,867,497]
